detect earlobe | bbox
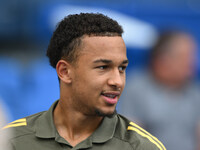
[56,60,72,84]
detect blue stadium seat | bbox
[21,57,59,116]
[0,57,23,120]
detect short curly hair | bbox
[46,13,123,68]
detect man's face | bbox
[160,35,196,82]
[70,36,128,117]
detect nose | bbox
[107,69,124,89]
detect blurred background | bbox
[1,0,200,149]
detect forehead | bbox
[167,35,196,56]
[78,36,127,62]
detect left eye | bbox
[119,66,126,72]
[98,66,108,70]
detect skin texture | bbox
[54,36,128,146]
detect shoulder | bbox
[1,111,46,140]
[115,114,166,150]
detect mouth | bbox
[101,91,120,105]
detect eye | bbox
[118,66,127,73]
[97,65,108,70]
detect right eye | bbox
[97,66,108,70]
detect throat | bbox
[59,129,92,147]
[53,101,103,147]
[56,117,102,147]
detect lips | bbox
[101,91,120,105]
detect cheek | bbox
[73,76,103,95]
[121,73,126,85]
[123,77,126,88]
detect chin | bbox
[95,108,117,118]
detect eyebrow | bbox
[93,59,129,64]
[122,59,129,64]
[93,59,112,64]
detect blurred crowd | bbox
[0,100,11,150]
[120,30,200,150]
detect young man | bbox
[2,13,166,150]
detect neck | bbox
[53,99,103,147]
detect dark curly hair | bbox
[46,13,123,68]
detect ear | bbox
[56,60,72,84]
